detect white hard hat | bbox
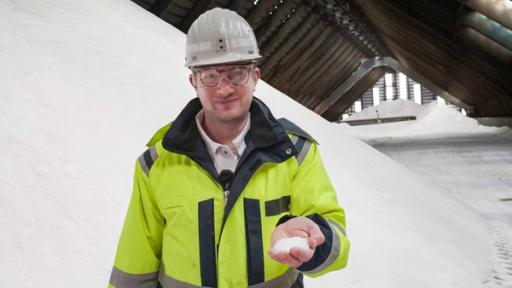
[185,8,262,67]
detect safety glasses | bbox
[193,64,255,88]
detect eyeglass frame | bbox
[191,63,257,88]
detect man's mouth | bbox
[216,97,238,104]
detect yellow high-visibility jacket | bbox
[109,98,350,288]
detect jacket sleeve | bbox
[108,157,164,288]
[288,140,350,277]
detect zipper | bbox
[213,139,293,284]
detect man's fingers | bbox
[281,253,302,268]
[301,217,321,232]
[293,230,309,238]
[269,217,328,268]
[269,251,303,268]
[308,233,325,248]
[290,247,313,263]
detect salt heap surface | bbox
[0,1,494,287]
[345,99,421,121]
[344,100,507,140]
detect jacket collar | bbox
[162,97,293,167]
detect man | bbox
[109,8,349,288]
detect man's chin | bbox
[217,111,248,123]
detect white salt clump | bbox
[272,237,309,253]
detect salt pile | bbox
[0,1,494,287]
[411,101,482,133]
[345,100,507,140]
[344,99,421,121]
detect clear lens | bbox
[201,70,221,87]
[195,65,253,87]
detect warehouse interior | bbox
[131,0,512,122]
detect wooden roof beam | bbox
[308,47,363,108]
[288,35,347,98]
[264,19,328,81]
[259,4,311,59]
[150,0,174,16]
[178,0,216,32]
[291,39,356,104]
[457,0,512,31]
[255,0,303,47]
[246,0,282,31]
[322,67,385,121]
[259,12,320,79]
[314,57,470,116]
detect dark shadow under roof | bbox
[132,0,512,120]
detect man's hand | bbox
[268,216,325,268]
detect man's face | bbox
[189,63,260,124]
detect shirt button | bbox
[285,147,292,155]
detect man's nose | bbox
[216,76,235,94]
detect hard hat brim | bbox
[186,53,262,68]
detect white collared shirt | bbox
[195,110,250,174]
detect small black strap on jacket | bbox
[219,170,234,206]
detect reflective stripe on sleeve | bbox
[294,137,305,155]
[138,153,149,176]
[289,134,312,166]
[157,268,299,288]
[296,140,311,166]
[289,135,299,145]
[149,145,158,163]
[248,268,299,288]
[158,271,207,288]
[109,267,158,288]
[138,145,158,176]
[301,220,341,274]
[328,219,347,237]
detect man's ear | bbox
[189,73,198,89]
[252,67,261,84]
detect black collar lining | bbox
[162,97,291,157]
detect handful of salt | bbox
[272,237,309,253]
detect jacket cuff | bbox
[296,214,338,273]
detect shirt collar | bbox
[232,115,250,155]
[195,110,250,157]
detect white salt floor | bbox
[370,131,512,287]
